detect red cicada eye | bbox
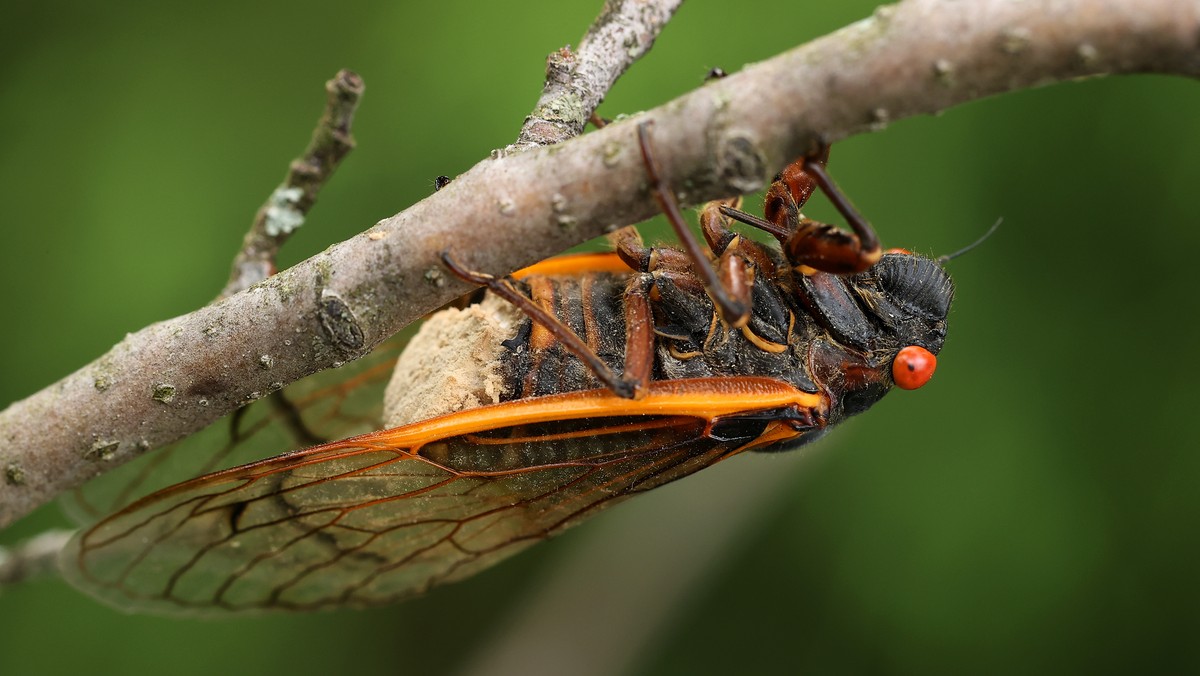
[892,345,937,390]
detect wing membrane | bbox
[65,405,746,614]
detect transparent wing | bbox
[63,398,764,615]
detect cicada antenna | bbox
[937,218,1003,264]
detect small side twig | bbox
[509,0,683,152]
[219,69,365,298]
[0,529,73,587]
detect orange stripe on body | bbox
[580,275,600,354]
[370,377,825,446]
[513,252,633,279]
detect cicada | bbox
[63,123,953,614]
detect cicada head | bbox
[861,252,954,352]
[802,252,953,420]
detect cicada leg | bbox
[721,143,883,276]
[699,197,741,255]
[699,199,784,285]
[636,122,752,328]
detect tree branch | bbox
[1,0,1197,527]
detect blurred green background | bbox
[2,1,1198,674]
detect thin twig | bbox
[0,529,73,587]
[510,0,684,152]
[219,69,364,298]
[1,0,1197,527]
